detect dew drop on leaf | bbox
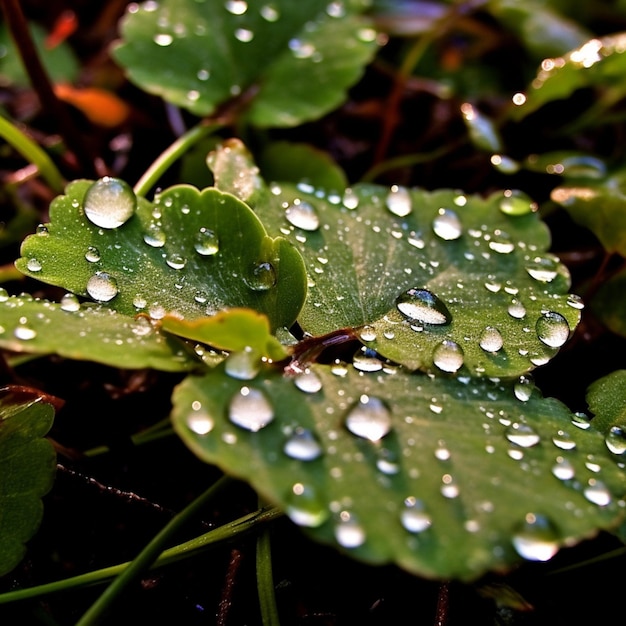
[194,228,219,255]
[284,428,323,460]
[334,511,366,548]
[433,340,464,373]
[85,246,101,262]
[499,190,537,216]
[359,325,376,342]
[479,326,504,353]
[552,430,576,450]
[395,288,452,325]
[567,294,585,310]
[507,299,526,319]
[294,369,323,393]
[440,474,460,498]
[505,423,540,447]
[245,262,276,291]
[342,188,359,209]
[228,386,274,432]
[225,349,260,380]
[432,208,462,240]
[86,272,118,302]
[535,311,570,348]
[166,254,187,270]
[60,293,81,312]
[584,479,612,506]
[143,223,167,247]
[286,483,328,527]
[605,426,626,455]
[345,394,392,441]
[512,513,559,561]
[552,456,575,480]
[14,322,37,340]
[400,497,432,533]
[488,230,515,254]
[525,256,558,282]
[285,200,320,231]
[571,412,591,430]
[260,3,280,21]
[187,403,214,435]
[26,258,42,272]
[83,177,137,229]
[385,185,412,217]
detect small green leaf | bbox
[461,103,503,153]
[172,364,626,580]
[523,151,607,179]
[586,370,626,437]
[161,308,288,362]
[112,0,378,127]
[0,387,57,576]
[15,180,307,332]
[0,294,195,372]
[591,267,626,336]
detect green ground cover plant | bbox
[1,0,626,624]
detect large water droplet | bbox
[187,402,214,435]
[194,228,219,255]
[432,340,464,373]
[345,394,392,442]
[488,230,515,254]
[584,479,612,506]
[385,185,412,217]
[512,513,559,561]
[14,322,37,340]
[605,425,626,455]
[143,223,167,247]
[286,483,328,527]
[334,511,366,548]
[245,262,276,291]
[166,254,187,270]
[26,258,42,272]
[284,428,322,461]
[285,200,320,231]
[401,497,432,533]
[395,288,452,325]
[479,326,503,353]
[224,349,259,380]
[86,272,118,302]
[499,190,536,216]
[508,300,526,319]
[294,369,323,393]
[536,311,570,348]
[552,456,575,481]
[526,256,559,282]
[432,208,462,240]
[60,293,81,312]
[228,386,274,431]
[83,177,136,229]
[505,423,540,447]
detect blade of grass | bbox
[256,524,280,626]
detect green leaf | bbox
[252,182,581,377]
[0,387,57,576]
[0,294,195,372]
[591,267,626,336]
[522,151,607,180]
[112,0,379,127]
[511,33,626,120]
[171,363,626,580]
[586,370,626,438]
[15,179,307,332]
[161,308,288,362]
[461,103,503,153]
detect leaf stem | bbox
[0,503,283,606]
[256,525,280,626]
[133,120,222,197]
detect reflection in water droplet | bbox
[294,369,323,393]
[194,228,219,255]
[245,262,276,291]
[499,189,537,216]
[526,256,558,282]
[571,412,591,430]
[385,185,412,217]
[605,425,626,455]
[60,293,81,312]
[166,254,187,270]
[552,456,575,480]
[224,349,259,380]
[433,340,464,373]
[567,294,584,310]
[345,394,392,442]
[286,483,328,527]
[505,423,540,447]
[285,200,320,231]
[86,272,118,302]
[334,511,366,548]
[396,288,452,325]
[359,325,376,342]
[508,300,526,319]
[228,386,274,432]
[401,497,432,533]
[536,311,570,348]
[584,479,612,506]
[479,326,503,353]
[284,428,322,461]
[84,177,136,229]
[85,246,101,262]
[512,513,559,561]
[26,258,42,272]
[514,375,535,401]
[432,208,462,240]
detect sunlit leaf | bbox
[172,363,626,580]
[586,370,626,438]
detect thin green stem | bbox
[0,505,283,606]
[0,115,65,193]
[133,120,221,197]
[256,526,280,626]
[83,419,174,457]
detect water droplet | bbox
[284,428,322,461]
[385,185,412,217]
[514,375,535,401]
[432,208,462,240]
[433,340,464,373]
[571,412,591,430]
[566,294,584,310]
[352,349,383,372]
[153,33,173,46]
[584,479,612,506]
[499,190,537,216]
[36,224,49,236]
[536,311,570,348]
[286,483,328,527]
[400,497,432,533]
[505,423,540,447]
[86,272,118,302]
[508,300,526,319]
[488,230,515,253]
[225,0,247,14]
[26,258,42,272]
[605,425,626,455]
[512,513,559,561]
[187,404,214,435]
[235,27,254,42]
[60,293,80,312]
[14,323,37,340]
[526,256,559,282]
[395,288,452,325]
[440,474,459,498]
[228,386,274,432]
[334,511,366,548]
[245,262,276,291]
[194,228,219,255]
[260,4,280,21]
[224,349,259,380]
[294,369,323,393]
[85,246,101,262]
[343,188,359,209]
[376,448,400,474]
[345,394,392,442]
[359,325,376,342]
[552,457,575,480]
[479,326,503,353]
[143,223,167,247]
[133,295,147,309]
[83,177,137,229]
[149,303,166,320]
[285,200,319,231]
[552,430,576,450]
[166,254,187,270]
